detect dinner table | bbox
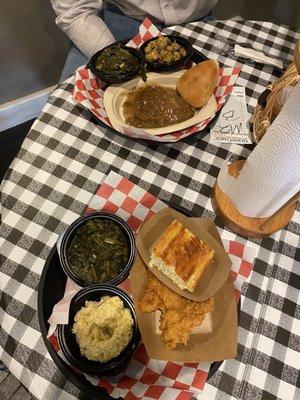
[0,18,299,400]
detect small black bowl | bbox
[87,44,145,84]
[57,285,140,376]
[139,35,193,72]
[59,212,136,287]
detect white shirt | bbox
[50,0,218,58]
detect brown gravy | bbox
[123,84,195,129]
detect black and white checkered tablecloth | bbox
[0,20,299,400]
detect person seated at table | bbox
[50,0,219,81]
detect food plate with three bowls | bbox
[86,35,220,139]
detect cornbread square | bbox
[149,220,215,292]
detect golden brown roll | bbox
[176,60,219,108]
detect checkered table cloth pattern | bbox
[47,171,257,400]
[0,19,299,400]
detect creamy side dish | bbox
[73,296,134,363]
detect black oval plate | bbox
[89,38,221,145]
[38,203,239,399]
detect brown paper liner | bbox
[130,254,237,362]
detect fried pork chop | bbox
[138,271,214,350]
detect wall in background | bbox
[213,0,300,28]
[0,0,70,105]
[240,0,300,28]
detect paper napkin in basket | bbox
[73,18,240,142]
[47,171,258,400]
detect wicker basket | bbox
[253,40,300,143]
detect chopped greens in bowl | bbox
[59,212,136,287]
[88,44,144,83]
[67,219,129,284]
[96,47,140,76]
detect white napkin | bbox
[234,44,283,69]
[217,83,300,218]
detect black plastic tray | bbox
[38,204,236,399]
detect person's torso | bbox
[108,0,218,25]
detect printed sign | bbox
[211,86,252,144]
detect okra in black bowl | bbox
[139,35,193,72]
[59,212,136,287]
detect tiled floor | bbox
[0,370,31,400]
